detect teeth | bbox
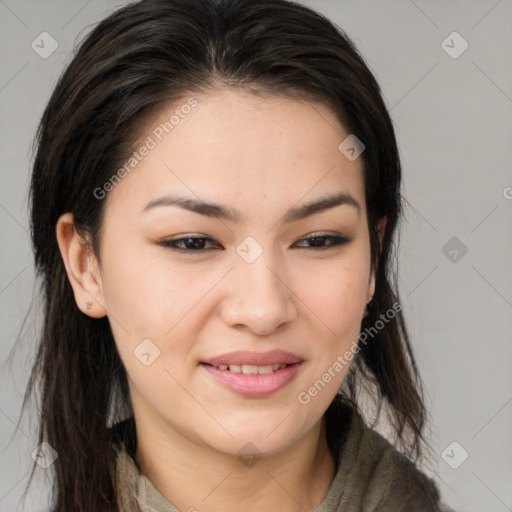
[212,363,287,373]
[256,365,274,374]
[242,364,258,375]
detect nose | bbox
[219,247,298,336]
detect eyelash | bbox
[159,233,351,252]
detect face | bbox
[89,88,379,457]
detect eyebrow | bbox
[141,191,361,223]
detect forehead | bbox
[104,88,366,220]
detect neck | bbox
[134,412,337,512]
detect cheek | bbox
[99,245,202,334]
[100,249,219,374]
[296,257,369,336]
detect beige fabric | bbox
[113,407,451,512]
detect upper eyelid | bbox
[164,231,346,241]
[160,232,350,250]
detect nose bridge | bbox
[221,235,296,333]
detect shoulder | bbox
[335,404,444,512]
[364,426,441,511]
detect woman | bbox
[23,0,451,510]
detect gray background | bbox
[1,1,511,511]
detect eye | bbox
[159,232,351,253]
[293,233,351,249]
[160,235,221,252]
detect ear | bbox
[55,212,107,318]
[367,216,387,301]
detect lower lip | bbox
[200,362,303,398]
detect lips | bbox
[201,362,303,397]
[201,349,303,367]
[200,350,304,397]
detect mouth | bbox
[199,361,303,397]
[200,362,290,374]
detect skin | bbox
[57,88,386,512]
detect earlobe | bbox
[55,213,107,318]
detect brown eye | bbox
[160,236,222,252]
[294,234,351,249]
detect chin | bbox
[214,435,293,461]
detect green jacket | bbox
[112,404,452,511]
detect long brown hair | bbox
[17,0,431,510]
